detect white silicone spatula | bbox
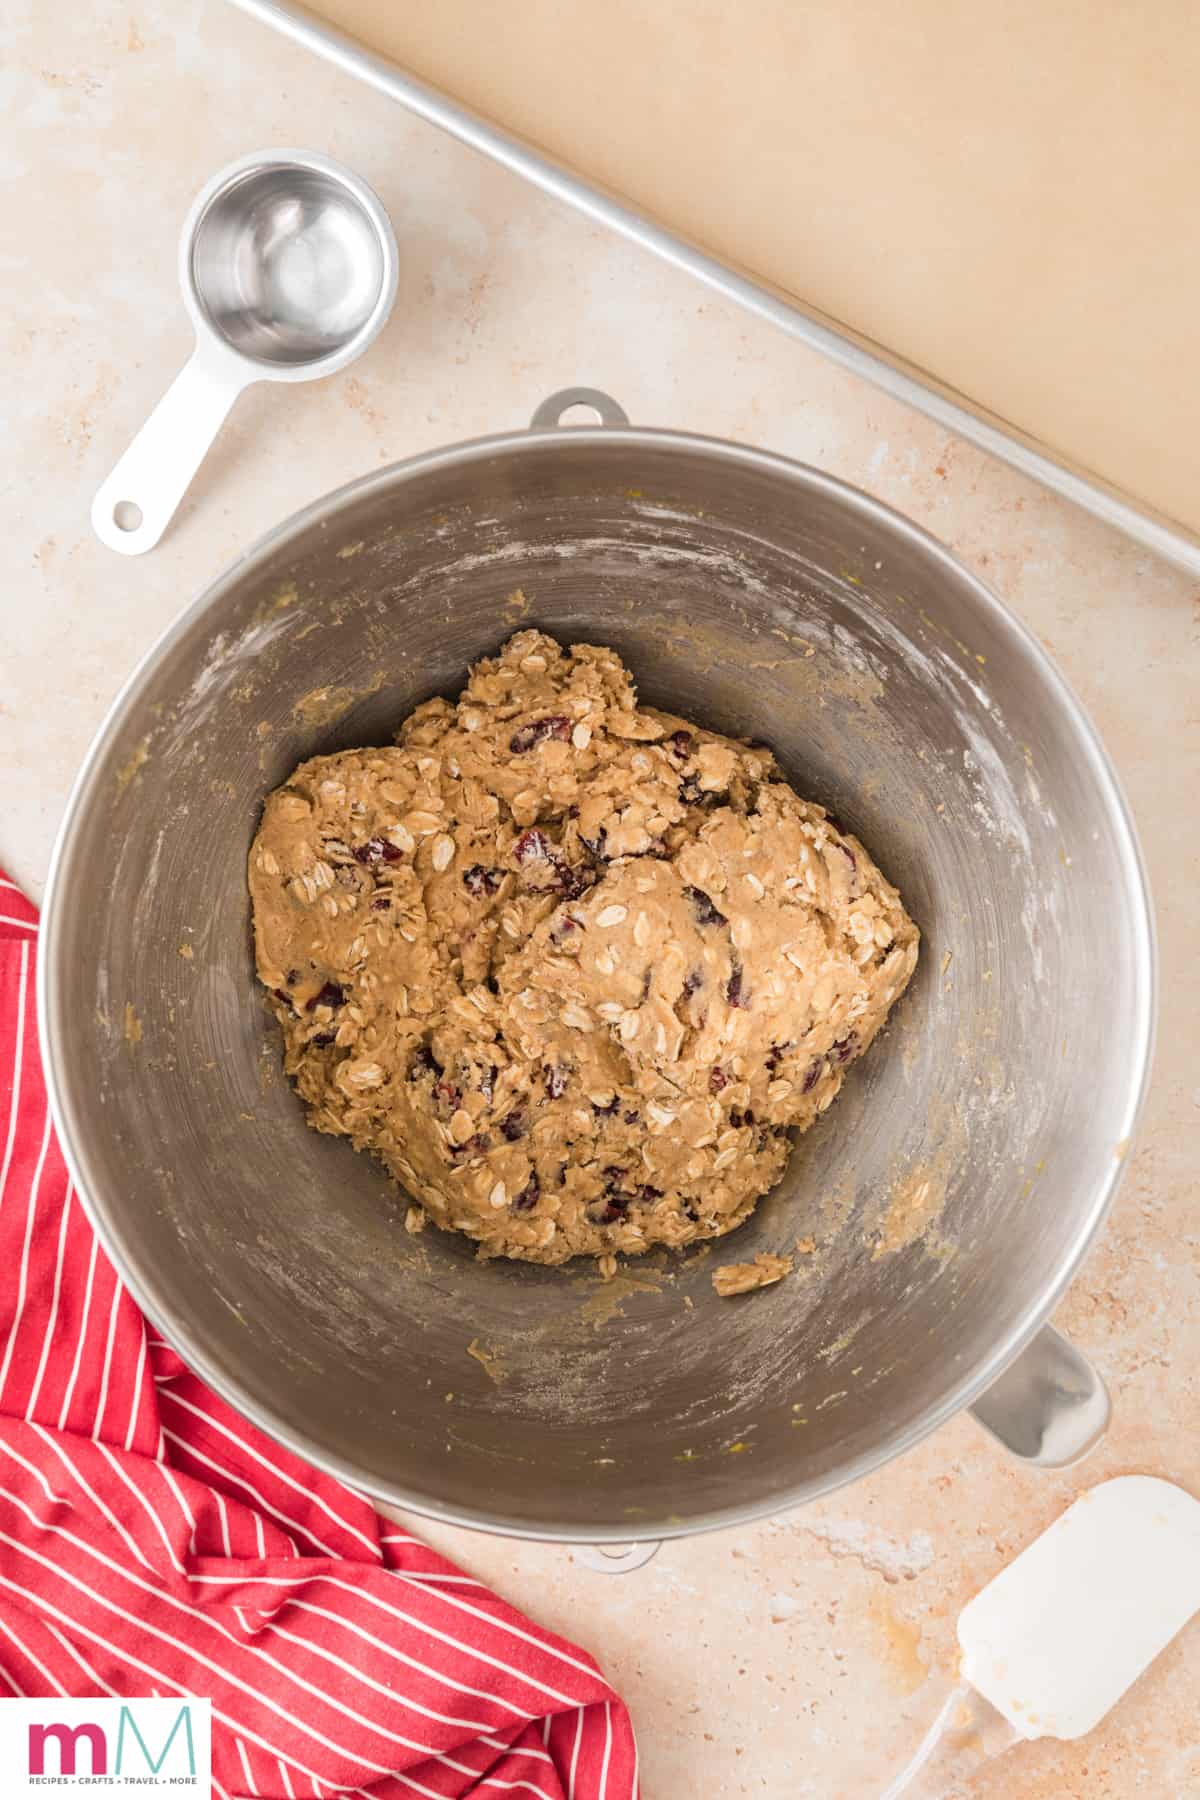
[884,1476,1200,1798]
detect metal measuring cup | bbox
[92,149,399,555]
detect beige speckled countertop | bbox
[3,3,1198,1794]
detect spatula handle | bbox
[881,1681,1020,1800]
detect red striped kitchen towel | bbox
[0,870,638,1799]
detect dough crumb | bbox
[712,1251,794,1296]
[872,1166,944,1258]
[466,1338,505,1383]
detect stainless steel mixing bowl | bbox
[41,390,1155,1543]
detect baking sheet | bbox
[232,0,1200,573]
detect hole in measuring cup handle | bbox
[574,1540,660,1574]
[112,501,144,533]
[530,387,631,430]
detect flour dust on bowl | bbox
[40,400,1154,1541]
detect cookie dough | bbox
[249,624,918,1269]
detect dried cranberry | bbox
[801,1060,824,1093]
[509,715,571,754]
[836,842,857,872]
[623,1109,639,1125]
[686,886,727,929]
[635,1185,663,1205]
[682,969,704,1000]
[500,1110,526,1142]
[766,1041,793,1074]
[513,1174,540,1213]
[452,1131,492,1157]
[370,897,390,912]
[353,837,403,865]
[550,911,585,942]
[307,981,345,1011]
[578,827,608,860]
[591,1195,629,1226]
[311,1030,336,1047]
[513,828,552,865]
[545,1064,569,1099]
[668,730,693,760]
[709,1066,727,1093]
[592,1095,619,1117]
[832,1032,859,1064]
[725,959,747,1007]
[271,989,297,1015]
[555,864,596,901]
[463,864,501,898]
[434,1080,461,1108]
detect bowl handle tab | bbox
[575,1541,660,1574]
[969,1323,1109,1468]
[529,387,630,429]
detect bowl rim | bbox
[38,420,1158,1542]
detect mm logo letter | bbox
[116,1702,196,1775]
[28,1721,108,1775]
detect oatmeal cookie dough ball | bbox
[250,622,918,1267]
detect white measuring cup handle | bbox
[91,342,253,555]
